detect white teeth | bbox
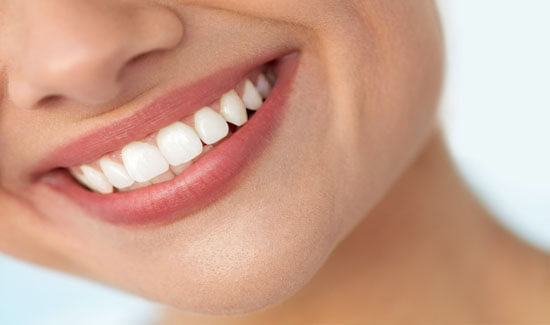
[121,142,170,183]
[98,157,135,189]
[70,169,92,188]
[256,73,272,99]
[80,165,114,194]
[194,107,229,144]
[241,79,263,110]
[157,122,203,166]
[220,89,248,126]
[73,68,277,194]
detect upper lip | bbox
[31,48,293,180]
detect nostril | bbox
[127,52,152,66]
[37,94,63,108]
[125,49,165,69]
[8,4,183,110]
[117,49,164,82]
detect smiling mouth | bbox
[69,66,276,194]
[41,52,299,225]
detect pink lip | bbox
[43,53,299,226]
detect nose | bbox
[7,0,184,109]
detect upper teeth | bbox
[220,89,248,127]
[70,72,274,194]
[121,142,170,183]
[241,80,263,110]
[98,157,135,189]
[195,107,231,144]
[156,121,204,166]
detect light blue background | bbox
[1,1,549,324]
[439,0,550,251]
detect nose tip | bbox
[7,2,184,109]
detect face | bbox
[0,0,443,315]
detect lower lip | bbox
[46,54,299,226]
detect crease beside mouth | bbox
[68,64,278,194]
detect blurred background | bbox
[439,0,550,252]
[1,1,549,324]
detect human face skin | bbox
[0,0,443,315]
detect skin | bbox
[0,0,548,322]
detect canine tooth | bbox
[99,157,135,189]
[121,142,169,183]
[171,162,192,175]
[150,170,175,184]
[220,89,248,126]
[256,73,272,99]
[80,165,114,194]
[194,107,229,144]
[242,79,263,110]
[157,122,203,166]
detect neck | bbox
[160,132,550,323]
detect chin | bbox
[157,210,339,315]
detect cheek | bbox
[318,2,444,235]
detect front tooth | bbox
[99,157,135,189]
[80,165,114,194]
[121,142,169,183]
[241,79,263,110]
[220,89,248,126]
[256,73,272,99]
[194,107,229,144]
[157,122,203,166]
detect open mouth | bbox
[41,52,299,226]
[69,66,276,194]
